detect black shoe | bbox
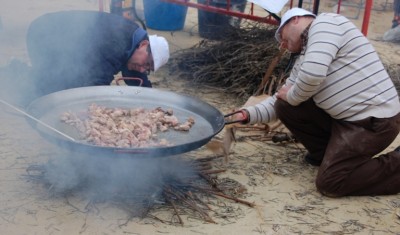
[304,153,322,166]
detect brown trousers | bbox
[275,99,400,197]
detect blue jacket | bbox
[27,10,151,97]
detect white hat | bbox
[275,8,316,42]
[149,35,170,72]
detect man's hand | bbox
[276,84,292,101]
[224,109,249,127]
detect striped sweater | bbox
[246,13,400,124]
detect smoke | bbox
[0,2,148,108]
[0,2,105,108]
[37,151,197,204]
[1,0,200,210]
[0,59,35,108]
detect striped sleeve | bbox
[245,95,278,124]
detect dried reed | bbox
[169,21,291,98]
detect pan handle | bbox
[115,77,144,86]
[224,110,249,125]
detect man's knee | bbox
[315,175,344,198]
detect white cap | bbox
[275,8,316,42]
[149,35,170,72]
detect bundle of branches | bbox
[169,21,291,98]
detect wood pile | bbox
[169,21,291,98]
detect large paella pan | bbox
[26,86,226,158]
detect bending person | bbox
[234,8,400,197]
[26,10,169,97]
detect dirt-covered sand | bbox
[0,0,400,234]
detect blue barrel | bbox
[198,0,247,40]
[144,0,188,31]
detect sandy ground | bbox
[1,0,400,234]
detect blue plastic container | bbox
[198,0,247,40]
[144,0,188,31]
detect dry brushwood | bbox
[169,21,291,98]
[25,157,253,226]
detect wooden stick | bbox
[256,48,286,96]
[187,191,213,211]
[268,121,283,132]
[235,125,268,130]
[164,195,184,225]
[208,191,256,208]
[201,169,227,175]
[192,186,256,208]
[194,156,223,162]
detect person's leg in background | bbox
[393,0,400,28]
[383,0,400,41]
